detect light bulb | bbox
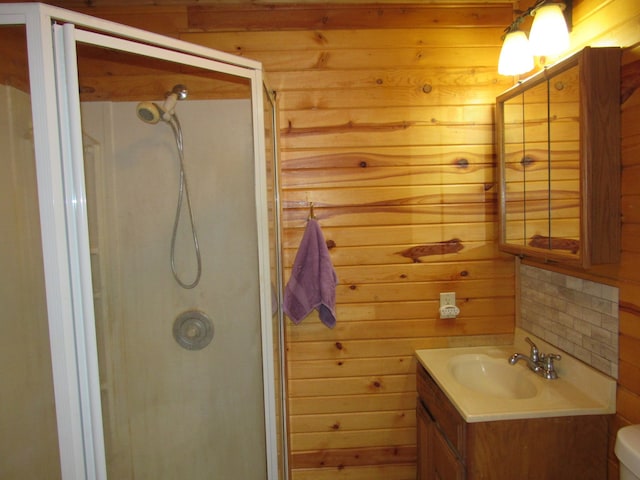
[529,3,570,57]
[498,30,534,76]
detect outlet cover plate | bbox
[440,292,455,307]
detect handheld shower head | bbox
[136,102,163,124]
[136,85,188,124]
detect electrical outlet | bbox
[439,292,459,319]
[440,292,456,308]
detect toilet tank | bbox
[616,425,640,480]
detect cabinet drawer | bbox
[417,364,466,459]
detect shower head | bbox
[136,102,163,124]
[136,85,188,125]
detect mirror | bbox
[497,47,621,268]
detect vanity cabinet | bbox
[416,364,608,479]
[496,47,621,268]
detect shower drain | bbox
[173,310,214,350]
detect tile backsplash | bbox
[518,263,619,378]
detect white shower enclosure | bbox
[0,3,284,479]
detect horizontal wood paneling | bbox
[264,67,512,92]
[184,5,515,477]
[617,41,640,432]
[289,409,415,432]
[291,445,415,468]
[186,4,512,31]
[289,392,417,416]
[282,149,494,174]
[290,464,416,480]
[286,317,514,343]
[74,5,189,35]
[183,28,506,51]
[278,85,503,110]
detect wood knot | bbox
[422,83,433,94]
[521,155,534,167]
[331,422,340,430]
[455,158,469,168]
[337,361,343,366]
[400,273,407,279]
[349,284,357,290]
[335,341,343,350]
[359,161,367,168]
[326,239,336,249]
[314,32,328,44]
[376,78,383,85]
[315,52,330,68]
[460,270,469,277]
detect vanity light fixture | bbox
[529,3,570,57]
[498,0,572,76]
[498,29,534,76]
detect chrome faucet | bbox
[509,337,561,379]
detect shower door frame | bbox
[0,4,281,479]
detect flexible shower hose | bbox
[167,113,202,289]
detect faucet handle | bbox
[541,352,561,365]
[540,353,561,379]
[525,337,540,362]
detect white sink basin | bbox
[415,329,616,423]
[448,353,538,399]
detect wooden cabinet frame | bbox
[416,364,609,479]
[497,47,621,268]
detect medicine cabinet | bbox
[497,47,621,268]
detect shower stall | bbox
[0,4,285,479]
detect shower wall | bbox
[0,84,62,479]
[81,98,267,479]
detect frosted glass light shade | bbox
[529,4,570,57]
[498,30,534,76]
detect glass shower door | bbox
[0,24,62,480]
[55,23,278,480]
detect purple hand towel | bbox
[283,218,338,328]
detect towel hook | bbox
[308,202,316,220]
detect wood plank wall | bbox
[552,0,640,477]
[174,5,519,479]
[616,42,640,479]
[183,5,520,479]
[6,0,640,478]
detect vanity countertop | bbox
[415,329,616,423]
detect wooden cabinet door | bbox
[417,399,434,480]
[432,424,465,480]
[497,46,621,267]
[417,399,464,480]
